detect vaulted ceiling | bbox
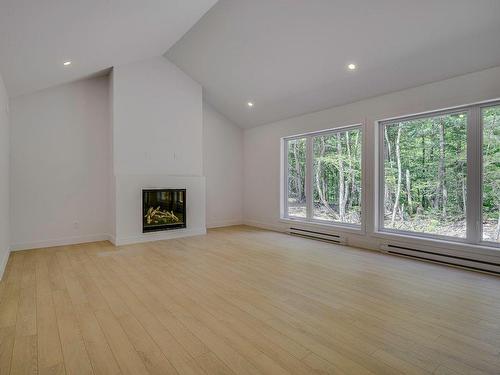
[166,0,500,128]
[0,0,217,97]
[2,0,500,128]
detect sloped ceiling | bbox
[0,0,218,97]
[166,0,500,128]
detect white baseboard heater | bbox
[289,227,346,245]
[381,243,500,275]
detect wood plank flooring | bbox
[1,225,499,374]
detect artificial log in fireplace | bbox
[142,189,186,233]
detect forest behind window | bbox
[286,138,306,218]
[483,105,500,243]
[383,112,467,237]
[284,101,499,247]
[313,129,361,224]
[285,127,362,225]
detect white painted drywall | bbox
[112,57,206,244]
[10,76,111,250]
[1,0,218,97]
[243,65,500,259]
[0,73,10,278]
[109,70,116,240]
[166,1,500,128]
[112,57,203,176]
[203,101,243,228]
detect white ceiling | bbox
[166,0,500,128]
[0,0,217,97]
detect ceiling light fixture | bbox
[347,63,356,70]
[247,101,254,107]
[63,61,72,66]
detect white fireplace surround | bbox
[110,57,207,246]
[112,174,206,246]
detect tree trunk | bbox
[484,113,497,157]
[406,169,413,214]
[337,133,346,221]
[345,131,352,213]
[456,137,464,211]
[385,127,393,168]
[384,128,393,214]
[352,131,359,198]
[292,142,303,202]
[437,121,447,217]
[315,137,337,218]
[391,125,402,227]
[495,205,500,241]
[462,178,467,216]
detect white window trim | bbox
[375,100,500,249]
[281,124,364,232]
[479,102,500,248]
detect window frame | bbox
[479,102,500,247]
[375,100,500,248]
[283,136,308,221]
[282,124,364,231]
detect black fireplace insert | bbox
[142,189,186,233]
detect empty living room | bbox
[1,1,500,374]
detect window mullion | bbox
[283,139,289,218]
[305,136,313,220]
[377,123,386,233]
[466,106,481,244]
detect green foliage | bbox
[384,112,467,236]
[312,129,362,223]
[384,107,500,241]
[483,107,500,216]
[287,138,306,204]
[482,106,500,241]
[286,106,499,241]
[286,129,362,223]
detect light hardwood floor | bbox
[0,226,499,375]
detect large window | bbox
[381,111,467,237]
[284,126,362,226]
[282,100,499,250]
[313,129,362,224]
[482,105,500,243]
[286,138,306,218]
[379,101,500,247]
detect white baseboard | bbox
[9,228,209,252]
[10,234,112,252]
[114,227,207,246]
[207,218,243,229]
[0,247,10,281]
[108,234,117,246]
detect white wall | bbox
[10,76,111,250]
[112,57,206,244]
[113,57,203,176]
[243,65,500,260]
[0,73,10,278]
[203,102,243,228]
[109,70,116,240]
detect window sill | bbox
[280,217,364,235]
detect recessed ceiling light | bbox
[247,102,254,107]
[347,63,356,70]
[63,61,72,66]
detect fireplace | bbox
[142,189,186,233]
